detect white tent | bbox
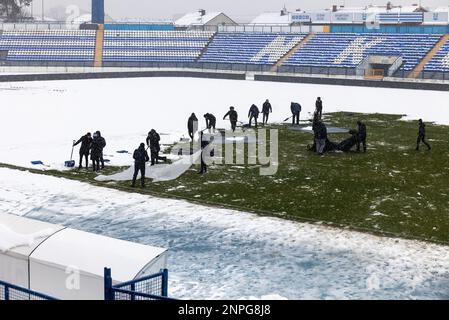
[0,213,168,300]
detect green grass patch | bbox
[3,112,449,244]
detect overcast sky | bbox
[31,0,449,22]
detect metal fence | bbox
[104,268,173,301]
[0,22,82,31]
[0,279,57,301]
[2,60,449,84]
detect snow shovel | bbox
[64,141,76,168]
[283,115,293,122]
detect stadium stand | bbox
[424,37,449,72]
[0,29,449,78]
[102,30,215,63]
[0,30,96,63]
[199,32,306,65]
[283,33,441,72]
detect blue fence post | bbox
[104,267,114,301]
[5,286,9,301]
[161,269,169,297]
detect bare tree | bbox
[0,0,33,21]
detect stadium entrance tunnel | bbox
[357,55,403,78]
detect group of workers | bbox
[72,96,432,187]
[73,131,106,172]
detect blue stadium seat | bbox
[0,30,96,62]
[423,38,449,72]
[199,32,306,65]
[102,30,214,63]
[283,33,441,72]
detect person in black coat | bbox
[73,132,92,169]
[315,97,323,120]
[356,121,367,153]
[223,106,238,132]
[187,113,198,140]
[262,99,272,125]
[416,119,431,151]
[90,131,106,172]
[146,129,167,166]
[204,113,216,133]
[199,130,215,174]
[132,143,150,188]
[290,102,301,126]
[248,104,260,128]
[314,121,327,155]
[338,129,359,152]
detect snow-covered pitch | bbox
[1,77,448,170]
[1,77,449,299]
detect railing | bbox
[104,268,173,301]
[0,22,82,31]
[1,60,449,84]
[0,279,57,301]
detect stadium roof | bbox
[175,11,230,26]
[251,11,292,25]
[435,6,449,13]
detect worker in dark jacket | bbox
[248,104,260,128]
[338,129,359,152]
[356,121,367,153]
[315,97,323,119]
[314,121,327,155]
[187,113,198,140]
[73,132,92,169]
[262,99,272,125]
[312,111,320,132]
[199,130,215,174]
[204,113,216,133]
[90,131,106,172]
[416,119,431,151]
[223,106,238,132]
[291,102,301,126]
[131,143,150,188]
[146,129,167,166]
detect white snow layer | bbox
[96,151,202,182]
[1,77,449,171]
[1,167,449,300]
[0,223,55,253]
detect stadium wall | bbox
[254,73,449,91]
[0,70,246,83]
[104,24,175,31]
[330,24,449,34]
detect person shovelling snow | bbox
[262,99,272,125]
[73,132,92,169]
[146,129,168,166]
[131,143,150,188]
[223,106,238,133]
[248,104,260,128]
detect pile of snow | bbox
[0,223,55,253]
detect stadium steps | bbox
[270,33,315,72]
[94,24,104,67]
[408,34,449,79]
[196,32,217,62]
